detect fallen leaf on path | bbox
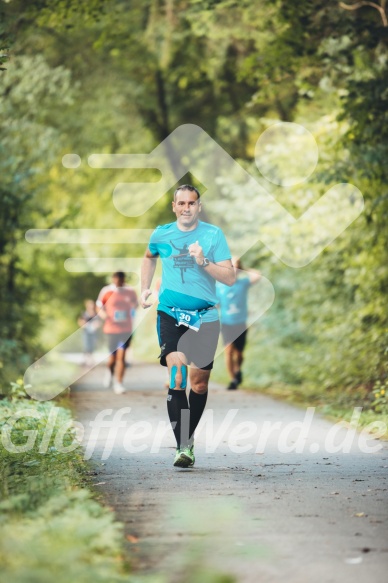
[354,512,365,517]
[126,535,139,544]
[345,557,362,565]
[94,482,106,486]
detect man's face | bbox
[113,276,124,287]
[172,189,201,229]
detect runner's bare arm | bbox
[141,249,158,308]
[95,295,107,319]
[188,241,235,285]
[96,304,107,320]
[205,259,236,286]
[247,269,261,284]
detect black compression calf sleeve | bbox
[189,389,208,444]
[167,389,189,448]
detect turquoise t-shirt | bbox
[148,220,231,323]
[216,276,251,325]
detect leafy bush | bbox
[370,380,388,414]
[0,386,131,583]
[0,491,128,583]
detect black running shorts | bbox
[156,310,220,370]
[221,323,247,352]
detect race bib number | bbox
[113,310,128,323]
[174,309,202,332]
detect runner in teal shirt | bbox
[216,276,251,325]
[141,185,235,469]
[216,258,261,390]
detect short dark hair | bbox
[174,184,201,200]
[113,271,125,281]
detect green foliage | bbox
[0,491,127,583]
[0,1,10,71]
[0,52,79,385]
[8,377,32,400]
[0,392,131,583]
[370,380,388,414]
[0,392,82,502]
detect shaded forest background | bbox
[1,0,387,417]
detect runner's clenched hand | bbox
[188,240,204,265]
[141,289,153,309]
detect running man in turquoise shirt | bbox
[216,258,261,390]
[141,185,235,468]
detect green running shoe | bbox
[173,445,195,468]
[173,448,183,467]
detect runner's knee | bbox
[191,380,208,395]
[116,349,126,361]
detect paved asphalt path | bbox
[72,362,388,583]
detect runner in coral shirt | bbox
[96,271,138,394]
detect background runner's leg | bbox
[108,352,116,375]
[104,352,116,388]
[232,346,240,377]
[115,347,126,383]
[166,352,189,448]
[188,367,210,444]
[224,344,235,381]
[235,348,244,381]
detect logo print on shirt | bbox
[169,241,195,284]
[227,303,240,315]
